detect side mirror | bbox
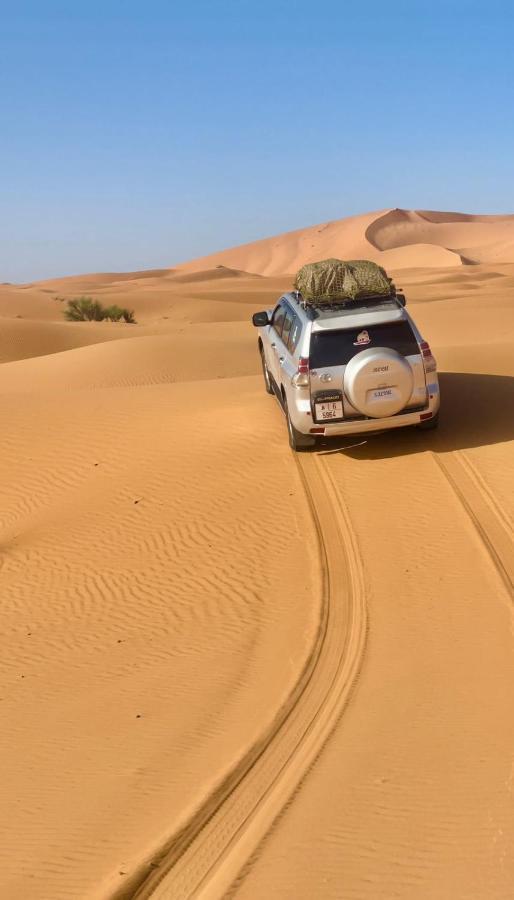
[252,311,270,327]
[396,292,406,307]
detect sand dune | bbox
[0,318,139,364]
[0,323,256,391]
[366,208,514,265]
[0,379,320,899]
[34,268,173,290]
[175,207,514,275]
[232,441,514,900]
[379,242,462,268]
[170,266,262,283]
[0,269,290,333]
[1,211,513,898]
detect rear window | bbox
[309,321,419,368]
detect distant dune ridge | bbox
[174,207,514,275]
[1,208,514,898]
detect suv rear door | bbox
[309,319,427,417]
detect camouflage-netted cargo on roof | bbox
[294,258,393,303]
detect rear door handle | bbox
[279,357,285,366]
[271,342,276,349]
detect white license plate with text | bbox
[315,401,343,420]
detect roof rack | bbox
[290,289,401,318]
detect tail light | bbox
[293,356,310,388]
[419,341,437,374]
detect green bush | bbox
[64,297,104,321]
[103,304,124,321]
[63,297,136,323]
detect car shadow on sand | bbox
[316,372,514,459]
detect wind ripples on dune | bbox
[0,378,320,899]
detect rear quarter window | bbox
[309,321,419,368]
[281,309,294,347]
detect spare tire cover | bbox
[344,346,414,418]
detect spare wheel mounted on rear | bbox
[344,347,414,418]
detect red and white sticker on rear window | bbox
[353,330,371,347]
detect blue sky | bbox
[1,0,513,281]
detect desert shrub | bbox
[64,297,105,321]
[103,304,124,321]
[63,297,136,323]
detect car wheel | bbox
[260,347,274,395]
[285,399,315,452]
[417,411,439,431]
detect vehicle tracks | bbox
[434,451,513,595]
[123,454,367,900]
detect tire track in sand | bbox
[124,454,367,900]
[434,452,513,595]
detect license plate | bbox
[315,401,343,420]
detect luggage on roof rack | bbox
[294,258,394,304]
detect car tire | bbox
[285,399,315,452]
[417,411,439,431]
[260,347,274,395]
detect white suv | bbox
[252,291,440,451]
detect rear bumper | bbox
[289,391,440,437]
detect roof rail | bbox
[301,292,395,308]
[287,290,403,320]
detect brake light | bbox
[419,341,437,374]
[293,357,310,388]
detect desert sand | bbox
[174,207,514,275]
[0,209,513,899]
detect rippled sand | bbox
[1,222,513,897]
